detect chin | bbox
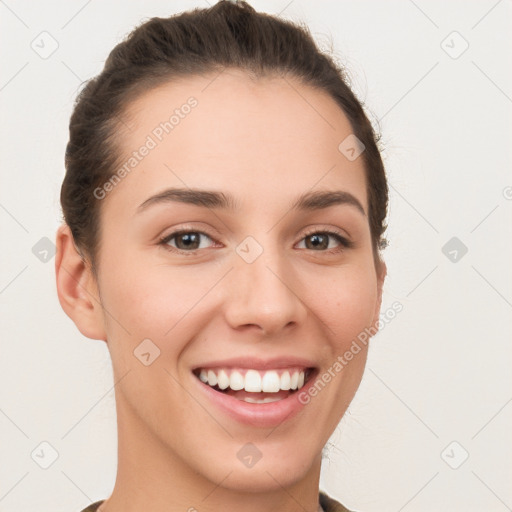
[199,444,320,493]
[217,465,311,493]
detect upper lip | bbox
[192,356,317,371]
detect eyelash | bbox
[158,226,354,255]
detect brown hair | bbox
[61,0,388,276]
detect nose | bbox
[223,243,308,336]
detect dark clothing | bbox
[80,490,355,511]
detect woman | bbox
[55,1,388,511]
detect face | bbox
[87,70,385,492]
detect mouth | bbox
[192,366,317,404]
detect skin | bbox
[55,69,386,512]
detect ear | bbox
[371,259,387,329]
[55,223,107,341]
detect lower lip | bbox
[194,372,317,428]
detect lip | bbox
[192,357,319,428]
[192,356,317,371]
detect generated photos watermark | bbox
[298,301,403,404]
[93,96,198,200]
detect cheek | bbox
[99,253,214,348]
[314,266,378,347]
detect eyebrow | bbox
[137,188,366,216]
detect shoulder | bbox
[319,490,358,512]
[78,500,104,512]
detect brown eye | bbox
[160,231,214,252]
[305,233,329,250]
[298,231,353,252]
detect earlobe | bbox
[55,223,107,341]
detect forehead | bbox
[107,69,368,214]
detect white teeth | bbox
[207,370,217,387]
[261,371,281,392]
[280,371,291,390]
[290,371,299,390]
[197,368,307,393]
[242,396,282,404]
[217,369,230,390]
[244,370,261,392]
[229,371,244,391]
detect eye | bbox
[158,228,354,255]
[159,230,217,253]
[296,229,353,253]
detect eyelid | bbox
[157,222,218,242]
[301,224,351,241]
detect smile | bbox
[191,357,319,427]
[197,366,307,391]
[193,367,315,404]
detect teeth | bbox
[229,371,244,391]
[242,396,283,404]
[290,371,298,390]
[261,371,281,392]
[280,371,291,390]
[198,367,307,393]
[245,370,261,392]
[217,369,230,390]
[207,370,217,387]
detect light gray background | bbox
[1,1,511,511]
